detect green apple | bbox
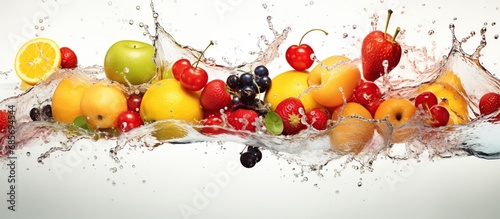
[104,40,156,85]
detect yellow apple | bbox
[308,56,361,108]
[374,97,417,143]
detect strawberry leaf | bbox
[265,111,283,135]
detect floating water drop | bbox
[108,1,112,6]
[26,152,31,157]
[262,3,267,9]
[428,30,434,35]
[136,5,140,10]
[129,20,134,25]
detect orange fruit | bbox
[52,76,92,124]
[374,97,417,143]
[264,70,323,113]
[14,38,61,85]
[140,79,203,124]
[308,55,361,108]
[329,102,375,155]
[80,82,128,129]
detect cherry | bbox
[353,81,383,106]
[127,93,143,113]
[171,59,191,80]
[116,111,144,133]
[429,105,449,127]
[414,91,438,111]
[366,99,384,118]
[180,41,213,91]
[285,28,328,71]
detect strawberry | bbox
[227,108,259,132]
[479,92,500,121]
[60,47,78,68]
[361,9,401,81]
[0,110,8,134]
[306,108,329,130]
[200,79,232,111]
[275,97,306,135]
[202,115,227,135]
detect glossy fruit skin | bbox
[366,99,384,118]
[429,105,450,127]
[353,81,383,106]
[127,93,143,113]
[0,110,8,133]
[361,30,402,81]
[275,97,307,135]
[180,66,209,91]
[202,116,226,135]
[60,47,78,68]
[171,59,191,80]
[104,40,156,85]
[116,111,143,133]
[414,91,438,110]
[227,108,259,132]
[479,92,500,121]
[200,79,232,110]
[285,44,315,71]
[305,108,329,130]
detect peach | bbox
[374,97,416,143]
[308,56,361,108]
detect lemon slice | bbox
[14,38,61,85]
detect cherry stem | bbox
[193,40,214,69]
[390,27,401,44]
[384,9,394,37]
[298,28,329,45]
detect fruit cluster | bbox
[10,9,500,168]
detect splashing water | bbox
[1,1,500,177]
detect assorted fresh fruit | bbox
[9,9,500,168]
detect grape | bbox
[42,105,52,120]
[254,65,269,77]
[240,73,254,86]
[226,74,240,89]
[255,76,272,93]
[232,96,242,106]
[247,146,262,163]
[240,151,256,168]
[252,99,268,116]
[30,108,41,121]
[238,86,256,104]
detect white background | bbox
[1,0,500,219]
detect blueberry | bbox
[239,73,254,86]
[226,74,240,89]
[254,65,269,77]
[30,108,41,121]
[240,151,256,168]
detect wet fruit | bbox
[60,47,78,68]
[80,82,128,129]
[52,76,92,124]
[479,92,500,121]
[14,38,61,85]
[275,97,306,135]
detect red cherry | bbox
[285,29,328,71]
[366,99,384,118]
[116,111,143,134]
[202,116,227,135]
[180,66,209,91]
[429,105,449,127]
[353,81,383,106]
[414,91,438,111]
[172,58,191,80]
[127,93,143,113]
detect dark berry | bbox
[30,108,41,121]
[254,65,269,77]
[41,105,52,120]
[255,76,272,93]
[239,73,254,86]
[226,75,240,89]
[238,86,256,104]
[247,146,262,163]
[240,151,256,168]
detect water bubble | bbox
[142,180,146,184]
[106,178,110,182]
[111,181,116,186]
[262,3,267,9]
[428,30,434,35]
[123,67,130,73]
[139,22,144,27]
[494,34,499,39]
[342,33,348,38]
[357,182,362,187]
[153,12,159,18]
[309,1,314,5]
[26,152,31,157]
[352,25,357,29]
[38,19,43,23]
[108,1,112,6]
[335,190,340,194]
[492,22,496,26]
[119,165,123,169]
[132,164,136,168]
[110,167,117,173]
[136,5,141,10]
[35,25,39,30]
[129,20,134,25]
[40,26,45,31]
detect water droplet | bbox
[129,20,134,25]
[262,3,267,9]
[139,22,144,28]
[335,190,340,194]
[119,165,123,169]
[136,5,141,10]
[494,34,499,39]
[492,22,496,26]
[38,19,43,23]
[357,182,362,187]
[471,31,476,36]
[123,67,130,73]
[153,12,159,18]
[110,167,117,173]
[342,33,348,38]
[303,177,308,182]
[309,1,314,5]
[142,180,146,184]
[132,164,136,168]
[428,30,434,35]
[352,25,357,29]
[106,178,110,182]
[111,181,116,186]
[40,26,45,31]
[108,1,112,6]
[28,62,34,66]
[26,152,31,157]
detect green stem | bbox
[298,28,329,45]
[384,9,394,38]
[194,40,214,69]
[390,27,401,44]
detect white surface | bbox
[1,0,500,219]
